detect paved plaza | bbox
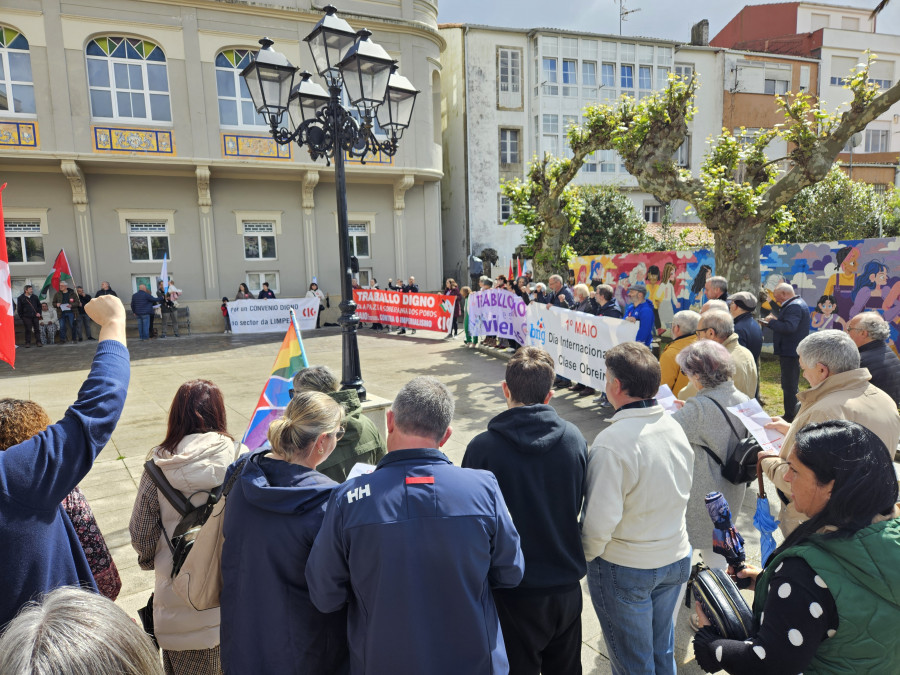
[2,328,769,673]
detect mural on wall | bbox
[570,236,900,342]
[760,237,900,344]
[569,249,716,333]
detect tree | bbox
[504,54,900,289]
[768,164,900,243]
[569,184,658,255]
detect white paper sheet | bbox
[727,399,784,453]
[346,462,377,481]
[656,384,680,415]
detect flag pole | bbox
[289,308,310,369]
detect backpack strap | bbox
[144,460,193,517]
[704,396,745,443]
[217,453,251,501]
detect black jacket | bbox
[733,311,762,362]
[596,299,623,319]
[462,404,587,590]
[16,293,41,318]
[768,296,810,357]
[859,340,900,406]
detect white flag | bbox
[160,254,168,293]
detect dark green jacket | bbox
[317,389,386,482]
[753,516,900,674]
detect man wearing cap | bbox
[624,284,655,347]
[730,291,762,371]
[306,376,524,675]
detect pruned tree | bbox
[504,54,900,290]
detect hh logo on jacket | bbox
[346,484,371,503]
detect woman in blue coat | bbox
[220,391,349,675]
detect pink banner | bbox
[354,289,453,334]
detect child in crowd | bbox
[221,297,231,334]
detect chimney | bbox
[691,20,709,46]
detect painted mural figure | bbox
[823,245,860,318]
[850,260,890,316]
[657,262,677,330]
[811,295,847,331]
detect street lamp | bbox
[241,5,419,400]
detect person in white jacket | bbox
[582,342,694,675]
[306,282,326,329]
[130,379,247,675]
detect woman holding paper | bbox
[671,340,750,572]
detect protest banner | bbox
[227,298,318,334]
[467,288,528,343]
[353,289,453,334]
[524,304,638,388]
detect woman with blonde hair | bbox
[130,379,247,675]
[220,391,349,674]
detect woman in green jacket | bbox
[693,420,900,674]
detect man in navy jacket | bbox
[0,295,129,628]
[307,376,524,675]
[730,291,763,397]
[763,283,810,421]
[624,284,655,347]
[463,347,587,674]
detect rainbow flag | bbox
[242,309,309,450]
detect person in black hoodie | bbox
[463,347,587,675]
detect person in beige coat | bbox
[130,380,248,675]
[677,310,758,400]
[760,330,900,536]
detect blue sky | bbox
[437,1,900,41]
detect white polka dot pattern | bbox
[827,629,836,638]
[814,575,827,588]
[778,582,792,598]
[776,562,783,572]
[789,629,804,646]
[809,602,823,618]
[760,611,764,624]
[716,646,723,662]
[753,645,767,660]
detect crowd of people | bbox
[2,271,900,675]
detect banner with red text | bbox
[524,304,638,388]
[354,289,453,334]
[227,298,318,334]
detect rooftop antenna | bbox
[617,0,642,35]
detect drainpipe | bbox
[463,26,471,262]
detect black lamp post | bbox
[241,5,419,400]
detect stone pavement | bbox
[2,328,771,673]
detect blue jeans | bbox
[59,311,75,341]
[587,554,691,675]
[137,314,150,340]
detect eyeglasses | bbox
[334,426,345,441]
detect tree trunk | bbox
[531,211,573,281]
[711,219,767,296]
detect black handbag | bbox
[699,398,762,485]
[685,563,754,640]
[136,593,159,649]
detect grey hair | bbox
[392,376,454,443]
[0,586,164,675]
[698,310,734,340]
[548,274,563,284]
[706,276,728,294]
[595,284,614,302]
[701,299,729,314]
[535,282,547,292]
[293,365,339,394]
[676,340,736,389]
[774,283,795,297]
[855,312,890,342]
[672,310,700,334]
[797,330,860,375]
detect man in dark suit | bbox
[847,311,900,407]
[762,283,810,421]
[16,284,42,348]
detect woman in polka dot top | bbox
[693,420,900,674]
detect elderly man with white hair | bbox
[761,330,900,535]
[677,310,758,400]
[699,298,729,314]
[762,283,810,421]
[847,311,900,406]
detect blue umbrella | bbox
[754,462,780,565]
[704,492,746,571]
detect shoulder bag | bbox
[685,562,754,640]
[698,397,762,485]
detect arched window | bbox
[215,49,265,128]
[86,37,170,122]
[0,26,35,115]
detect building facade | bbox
[1,0,444,330]
[439,23,723,280]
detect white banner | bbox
[227,298,319,334]
[467,288,528,343]
[524,304,639,388]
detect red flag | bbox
[517,257,522,279]
[0,183,16,368]
[508,258,513,280]
[39,249,76,300]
